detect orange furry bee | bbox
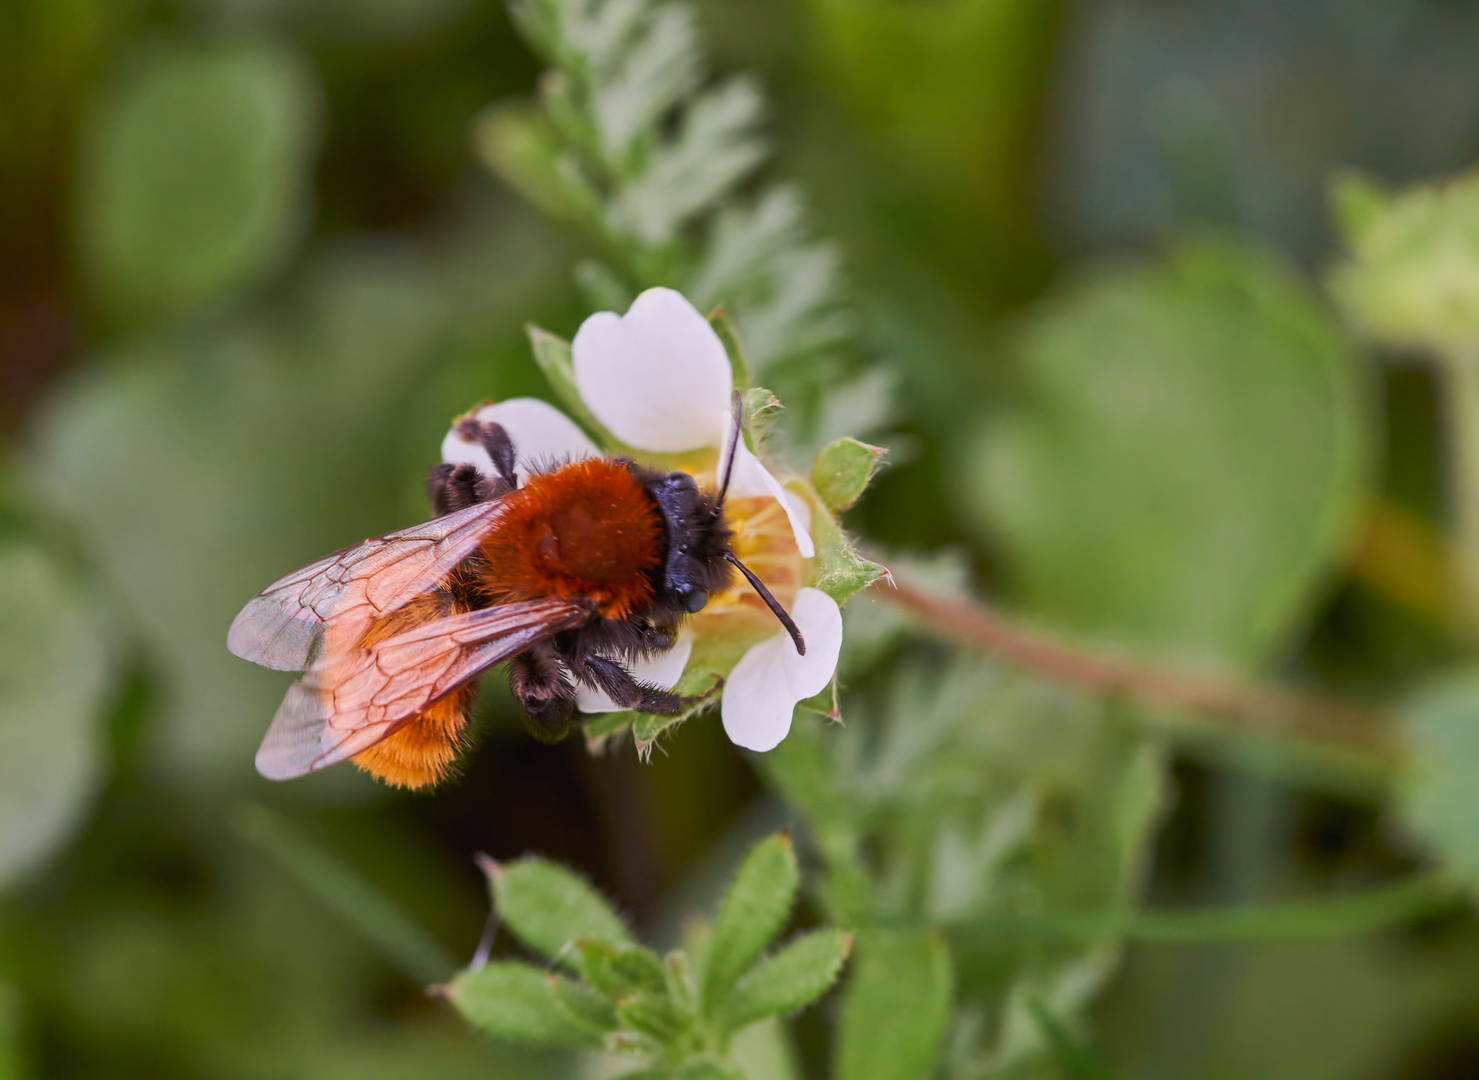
[228,395,802,789]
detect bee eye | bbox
[681,587,708,613]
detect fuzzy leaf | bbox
[526,325,620,447]
[717,929,852,1032]
[836,930,952,1080]
[812,437,884,513]
[702,834,800,1013]
[447,962,606,1047]
[552,974,620,1033]
[489,857,633,971]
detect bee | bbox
[227,393,803,789]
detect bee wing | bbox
[254,596,591,780]
[228,500,507,671]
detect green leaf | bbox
[835,930,952,1080]
[1401,670,1479,888]
[718,930,852,1032]
[78,39,320,325]
[473,101,598,225]
[965,238,1369,669]
[1329,171,1389,246]
[811,437,884,513]
[702,835,800,1013]
[446,962,606,1047]
[489,857,634,971]
[526,325,620,448]
[612,1066,742,1080]
[231,803,455,984]
[0,541,109,891]
[578,941,670,998]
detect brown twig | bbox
[877,572,1401,765]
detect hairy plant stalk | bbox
[877,572,1400,768]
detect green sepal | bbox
[793,481,886,604]
[525,324,621,449]
[701,835,799,1014]
[445,961,607,1048]
[742,387,782,447]
[811,437,885,513]
[552,973,620,1033]
[709,308,754,390]
[578,940,671,998]
[1330,170,1388,246]
[615,993,691,1046]
[485,856,633,973]
[716,930,853,1033]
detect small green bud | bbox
[811,437,885,512]
[1329,170,1479,355]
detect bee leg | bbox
[427,462,484,515]
[573,654,717,716]
[456,418,519,489]
[508,645,576,742]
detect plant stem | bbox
[876,573,1400,771]
[1441,345,1479,608]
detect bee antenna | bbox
[715,389,744,510]
[726,552,805,655]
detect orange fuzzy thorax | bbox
[480,458,663,620]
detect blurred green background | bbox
[5,0,1479,1077]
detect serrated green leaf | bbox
[966,238,1369,670]
[490,857,633,971]
[447,962,606,1047]
[836,930,952,1080]
[1401,670,1479,888]
[525,325,621,449]
[702,835,800,1013]
[579,941,670,998]
[718,930,851,1033]
[0,542,109,891]
[78,39,320,325]
[811,437,884,513]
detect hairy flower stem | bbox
[1442,345,1479,614]
[877,573,1400,775]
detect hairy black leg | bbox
[457,418,518,487]
[427,462,483,516]
[508,644,576,742]
[572,653,720,716]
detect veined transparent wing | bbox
[254,596,591,780]
[227,500,506,671]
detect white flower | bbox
[442,287,841,751]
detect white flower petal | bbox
[721,587,842,752]
[441,398,598,484]
[575,633,695,714]
[716,410,816,558]
[572,287,732,452]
